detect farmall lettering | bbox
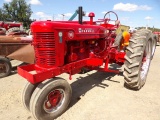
[78,28,95,33]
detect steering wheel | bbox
[103,11,118,24]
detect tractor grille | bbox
[33,32,56,67]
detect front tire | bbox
[123,29,152,90]
[30,77,72,120]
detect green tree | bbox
[2,0,32,28]
[0,8,7,21]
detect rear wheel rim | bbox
[152,41,156,56]
[43,89,65,113]
[140,42,151,80]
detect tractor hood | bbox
[31,21,108,40]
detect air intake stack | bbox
[78,6,83,24]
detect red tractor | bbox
[153,31,160,44]
[0,21,24,35]
[18,7,157,120]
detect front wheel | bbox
[123,29,152,90]
[30,77,72,120]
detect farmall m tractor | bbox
[0,21,24,35]
[18,7,157,120]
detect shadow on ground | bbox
[69,65,123,109]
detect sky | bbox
[0,0,160,28]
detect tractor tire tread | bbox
[126,46,134,53]
[130,52,142,58]
[124,56,133,64]
[128,62,140,69]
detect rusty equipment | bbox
[0,35,33,78]
[18,7,158,120]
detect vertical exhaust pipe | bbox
[78,6,83,24]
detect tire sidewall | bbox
[22,81,38,111]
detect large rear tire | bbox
[123,29,152,90]
[6,27,20,35]
[30,77,72,120]
[0,57,12,78]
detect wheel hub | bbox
[44,89,64,113]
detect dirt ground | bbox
[0,47,160,120]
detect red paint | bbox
[0,21,21,31]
